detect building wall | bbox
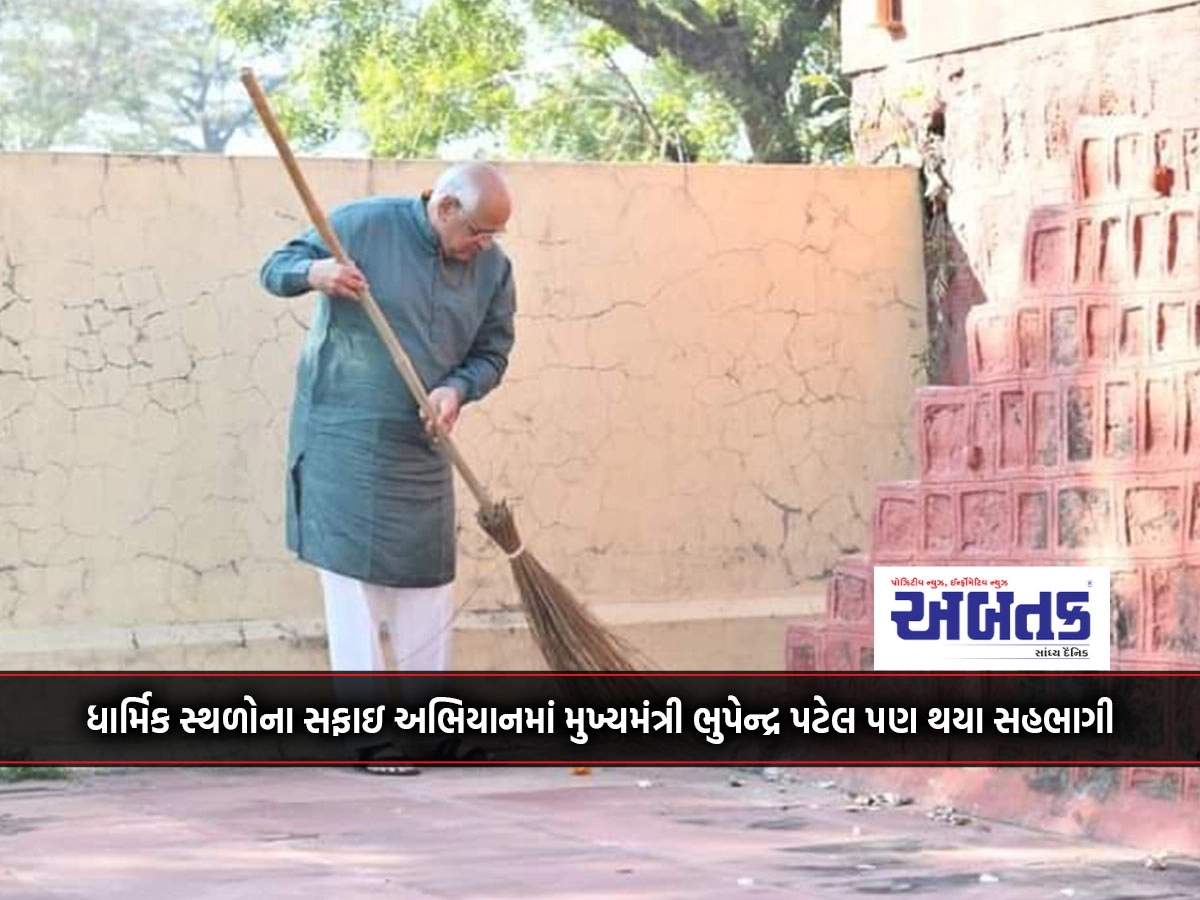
[848,2,1200,385]
[0,154,925,668]
[842,0,1193,74]
[792,0,1200,826]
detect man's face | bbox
[436,197,508,262]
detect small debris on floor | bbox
[1060,889,1077,897]
[636,779,653,789]
[855,863,877,871]
[844,791,914,812]
[815,780,838,790]
[1145,852,1168,870]
[761,767,782,782]
[728,775,745,788]
[979,873,1000,884]
[736,876,755,888]
[928,805,972,826]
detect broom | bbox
[241,68,642,672]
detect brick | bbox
[1140,371,1179,461]
[1189,481,1200,547]
[959,484,1012,556]
[1077,134,1112,202]
[1073,215,1100,287]
[785,623,823,671]
[1130,202,1167,284]
[1065,378,1098,466]
[873,482,920,561]
[1056,482,1115,554]
[998,388,1028,471]
[1187,769,1200,803]
[1117,301,1150,361]
[1016,307,1045,372]
[1114,127,1151,198]
[1154,297,1189,359]
[970,389,996,477]
[823,626,873,672]
[1195,298,1200,354]
[1013,482,1051,553]
[1111,654,1173,671]
[1185,127,1200,193]
[1126,768,1184,802]
[1122,478,1185,555]
[1083,299,1115,367]
[1049,301,1080,369]
[922,489,955,555]
[1098,210,1130,287]
[1030,383,1061,469]
[1111,567,1144,654]
[969,309,1015,381]
[1167,206,1198,281]
[1148,562,1200,656]
[918,388,972,480]
[1154,127,1181,196]
[1024,206,1071,291]
[1183,367,1200,456]
[1103,376,1137,461]
[829,556,872,623]
[1071,767,1122,799]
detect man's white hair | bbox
[430,164,489,214]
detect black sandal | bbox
[353,742,421,776]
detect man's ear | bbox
[435,195,460,221]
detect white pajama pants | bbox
[318,568,453,671]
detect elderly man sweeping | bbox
[259,162,516,773]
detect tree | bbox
[215,0,525,157]
[0,0,276,153]
[553,0,844,162]
[215,0,849,163]
[507,24,743,162]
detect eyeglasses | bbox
[463,211,505,238]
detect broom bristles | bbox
[477,500,646,672]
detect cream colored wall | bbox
[842,0,1190,74]
[0,153,924,668]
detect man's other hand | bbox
[422,386,462,440]
[307,258,367,299]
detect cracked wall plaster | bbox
[0,154,924,649]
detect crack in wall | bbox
[0,155,923,641]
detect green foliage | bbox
[0,0,271,152]
[507,26,741,162]
[0,766,68,783]
[216,0,524,156]
[217,0,849,163]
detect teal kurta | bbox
[260,195,516,587]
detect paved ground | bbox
[2,766,1200,899]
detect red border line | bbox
[0,672,1192,678]
[7,760,1197,766]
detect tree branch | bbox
[671,0,714,31]
[564,0,739,76]
[598,48,664,149]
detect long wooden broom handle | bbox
[240,68,495,510]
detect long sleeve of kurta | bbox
[259,206,361,298]
[439,260,516,404]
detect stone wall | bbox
[783,1,1200,832]
[849,2,1200,384]
[0,153,925,668]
